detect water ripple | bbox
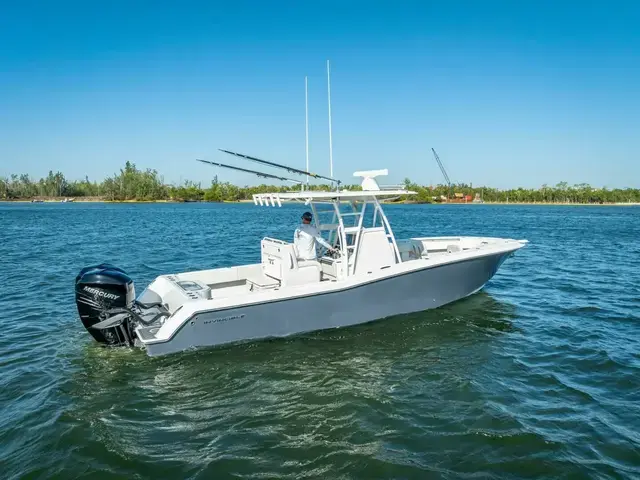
[0,203,639,479]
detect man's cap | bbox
[302,211,313,221]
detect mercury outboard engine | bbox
[75,263,137,346]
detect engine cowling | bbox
[75,263,136,346]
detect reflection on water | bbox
[58,293,518,477]
[69,292,515,398]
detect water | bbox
[1,203,639,479]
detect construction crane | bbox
[431,148,453,201]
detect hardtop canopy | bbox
[252,189,416,206]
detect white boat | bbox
[75,169,527,356]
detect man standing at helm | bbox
[294,212,335,260]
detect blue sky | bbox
[0,1,638,189]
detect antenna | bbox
[218,149,340,185]
[305,76,309,189]
[196,159,303,185]
[353,169,389,191]
[327,59,334,178]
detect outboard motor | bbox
[75,263,136,346]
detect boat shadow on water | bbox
[54,292,520,474]
[66,291,518,389]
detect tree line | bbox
[402,180,640,204]
[0,162,358,202]
[1,161,639,204]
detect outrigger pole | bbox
[327,59,334,178]
[196,159,303,185]
[218,149,341,187]
[304,75,310,190]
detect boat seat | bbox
[261,238,321,287]
[293,257,322,284]
[397,239,426,262]
[246,271,280,292]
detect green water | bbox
[1,203,638,479]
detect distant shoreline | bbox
[454,201,640,206]
[2,198,639,206]
[4,161,638,205]
[0,198,255,204]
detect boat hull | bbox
[144,250,513,356]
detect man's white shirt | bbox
[293,223,332,260]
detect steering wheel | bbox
[324,245,341,259]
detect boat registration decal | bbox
[203,314,245,325]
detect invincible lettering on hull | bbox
[203,314,245,325]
